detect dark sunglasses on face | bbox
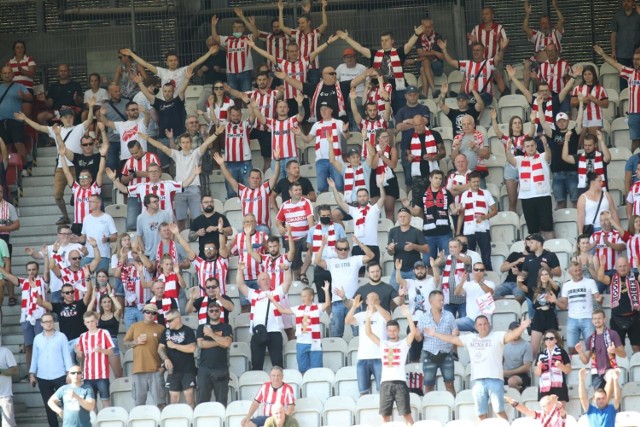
[336,247,349,252]
[206,286,218,290]
[473,268,485,272]
[70,256,82,261]
[143,310,157,315]
[544,336,555,341]
[62,291,74,295]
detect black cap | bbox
[508,321,520,331]
[319,101,332,108]
[526,233,544,244]
[59,107,75,117]
[406,85,419,94]
[413,260,426,268]
[348,148,360,156]
[398,207,411,214]
[456,92,470,100]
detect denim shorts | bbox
[110,335,120,356]
[503,163,519,180]
[22,320,43,346]
[472,378,505,416]
[552,171,579,203]
[629,114,640,140]
[422,351,455,386]
[85,378,110,400]
[566,317,595,348]
[494,282,526,299]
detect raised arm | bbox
[593,45,623,72]
[364,306,381,346]
[278,0,294,36]
[522,1,534,38]
[505,65,532,104]
[403,24,425,55]
[235,261,249,297]
[425,325,464,347]
[314,235,328,269]
[317,0,328,34]
[246,38,277,67]
[328,177,351,212]
[436,39,459,69]
[139,132,172,157]
[210,15,221,45]
[212,152,239,193]
[273,70,303,92]
[105,168,129,194]
[177,67,194,100]
[54,128,75,188]
[552,0,565,32]
[490,109,505,139]
[13,111,49,134]
[336,30,371,59]
[234,8,260,39]
[198,124,225,155]
[119,48,157,74]
[309,33,339,63]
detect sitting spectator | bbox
[36,64,83,126]
[438,238,472,319]
[506,394,566,427]
[534,329,571,405]
[242,366,296,427]
[8,40,36,117]
[571,66,609,137]
[453,263,495,332]
[394,87,430,188]
[263,403,299,427]
[503,321,533,392]
[415,17,445,98]
[529,267,561,358]
[495,242,529,304]
[579,367,621,426]
[82,73,108,121]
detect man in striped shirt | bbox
[467,7,509,96]
[242,366,296,427]
[534,43,572,113]
[276,182,314,281]
[211,14,254,92]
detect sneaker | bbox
[56,217,70,225]
[21,170,28,178]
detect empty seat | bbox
[322,337,348,372]
[238,370,269,400]
[498,94,529,124]
[129,405,162,427]
[614,411,640,427]
[335,366,361,400]
[225,400,253,427]
[609,147,633,180]
[490,211,520,244]
[491,299,521,331]
[553,209,579,243]
[232,312,251,343]
[543,238,573,271]
[454,389,476,420]
[356,393,382,425]
[422,391,454,425]
[110,377,134,412]
[192,402,225,427]
[283,368,303,398]
[600,62,620,93]
[161,403,193,427]
[293,396,323,427]
[96,406,128,427]
[302,367,334,400]
[229,341,252,378]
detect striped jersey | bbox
[72,182,101,224]
[276,197,314,239]
[239,182,272,227]
[78,329,114,380]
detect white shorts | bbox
[583,116,603,129]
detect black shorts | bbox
[166,371,196,392]
[521,196,554,233]
[0,119,24,145]
[610,312,640,346]
[503,374,531,388]
[380,380,411,416]
[251,129,272,158]
[369,170,400,200]
[71,223,83,236]
[285,236,308,270]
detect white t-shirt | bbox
[114,118,148,160]
[354,311,387,360]
[171,149,202,186]
[405,278,436,316]
[155,66,189,100]
[380,339,411,383]
[48,243,84,293]
[326,255,364,302]
[515,155,552,199]
[247,287,285,332]
[463,279,495,320]
[0,347,17,397]
[132,91,158,137]
[460,331,506,381]
[48,125,83,168]
[560,278,599,319]
[348,203,381,246]
[83,88,109,105]
[336,63,367,98]
[81,213,117,258]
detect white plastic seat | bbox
[622,381,640,411]
[161,403,193,427]
[510,240,526,254]
[491,299,521,331]
[238,370,269,400]
[283,368,303,398]
[223,197,241,213]
[630,352,640,382]
[553,208,579,243]
[498,94,529,124]
[300,163,317,179]
[294,396,323,427]
[129,405,162,427]
[96,406,128,427]
[284,339,298,370]
[511,417,544,427]
[490,211,520,244]
[600,62,620,93]
[454,389,475,420]
[105,204,127,234]
[490,242,509,272]
[335,366,361,400]
[110,377,134,412]
[229,342,252,378]
[615,410,640,427]
[421,391,454,424]
[192,402,225,427]
[543,238,573,271]
[478,418,509,427]
[225,400,253,426]
[322,337,348,372]
[302,367,334,400]
[609,147,633,180]
[413,422,444,427]
[121,348,134,377]
[602,89,618,125]
[356,393,382,425]
[620,88,629,117]
[232,312,251,344]
[444,420,475,427]
[316,191,339,209]
[447,70,464,95]
[324,395,356,426]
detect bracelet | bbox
[511,400,519,408]
[100,155,106,158]
[414,32,420,37]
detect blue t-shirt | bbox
[0,82,27,120]
[625,153,640,187]
[394,104,431,150]
[586,403,616,427]
[54,383,94,427]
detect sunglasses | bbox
[69,371,82,375]
[81,143,93,147]
[473,268,485,272]
[166,317,177,323]
[208,308,221,312]
[544,336,556,341]
[214,86,224,90]
[70,256,82,261]
[336,247,349,252]
[62,291,74,295]
[143,310,157,315]
[78,175,90,179]
[206,286,218,290]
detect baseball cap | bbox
[398,207,411,214]
[343,48,356,56]
[319,101,332,109]
[456,92,470,100]
[59,107,75,117]
[527,233,544,244]
[508,321,520,331]
[555,112,569,121]
[414,260,426,268]
[142,304,158,313]
[348,148,360,156]
[406,85,419,94]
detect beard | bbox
[415,272,427,280]
[203,206,214,213]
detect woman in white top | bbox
[82,73,109,122]
[577,172,617,234]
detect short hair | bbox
[336,237,349,246]
[317,204,331,214]
[160,254,174,264]
[429,289,443,300]
[143,193,159,207]
[26,260,39,270]
[380,31,394,38]
[364,101,377,109]
[366,261,381,271]
[387,320,400,328]
[286,159,300,169]
[127,140,142,150]
[205,277,219,287]
[475,315,489,324]
[177,133,193,144]
[584,133,597,145]
[468,170,482,180]
[165,50,178,60]
[233,19,245,26]
[430,170,444,179]
[89,72,101,81]
[90,194,102,203]
[147,162,161,170]
[270,365,284,374]
[143,76,161,87]
[267,236,281,245]
[83,311,97,320]
[249,168,262,177]
[163,82,175,89]
[592,309,606,318]
[41,312,55,322]
[297,14,311,22]
[166,308,180,318]
[289,181,302,191]
[57,224,71,233]
[256,71,270,79]
[61,283,74,291]
[125,101,138,110]
[207,300,221,310]
[228,105,242,115]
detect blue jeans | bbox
[239,279,258,306]
[316,159,343,193]
[629,113,640,140]
[424,233,450,261]
[296,343,323,374]
[68,337,79,364]
[126,196,142,231]
[472,378,505,416]
[357,358,382,394]
[271,156,297,181]
[225,161,251,198]
[552,171,579,203]
[389,268,415,292]
[330,300,358,338]
[81,257,109,273]
[566,317,595,348]
[444,302,466,319]
[456,316,476,332]
[51,290,62,304]
[391,89,407,119]
[467,231,492,271]
[124,306,144,330]
[227,70,252,92]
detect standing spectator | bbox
[100,83,130,170]
[272,160,317,210]
[365,305,417,425]
[388,207,429,290]
[158,310,197,407]
[528,267,561,357]
[404,117,446,206]
[557,262,602,354]
[468,6,509,95]
[119,139,160,231]
[114,49,147,99]
[135,194,172,258]
[0,65,33,169]
[315,235,374,337]
[8,40,36,118]
[520,234,562,316]
[123,303,166,407]
[88,290,124,380]
[579,367,621,426]
[455,170,497,270]
[196,37,227,84]
[415,290,458,396]
[132,77,160,140]
[535,43,572,113]
[36,64,83,126]
[186,278,234,326]
[337,49,367,110]
[241,366,296,427]
[189,195,232,259]
[415,17,444,98]
[237,260,292,371]
[439,81,484,135]
[533,329,571,405]
[0,177,19,254]
[571,67,609,137]
[563,132,611,198]
[59,122,108,183]
[447,154,472,227]
[425,317,532,421]
[79,194,115,272]
[625,151,640,195]
[394,87,430,188]
[29,313,73,427]
[47,366,95,427]
[328,143,373,213]
[594,44,640,153]
[453,263,495,332]
[575,310,626,391]
[397,259,438,319]
[505,394,566,427]
[0,344,18,427]
[367,132,399,220]
[610,0,640,91]
[348,86,390,154]
[210,13,254,92]
[505,136,555,240]
[627,164,640,218]
[596,256,640,353]
[0,236,11,310]
[355,262,402,313]
[503,321,533,392]
[449,115,489,175]
[145,280,178,326]
[345,293,390,395]
[590,212,625,282]
[75,311,114,408]
[196,300,233,406]
[100,100,151,168]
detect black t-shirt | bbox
[190,212,231,258]
[274,177,315,203]
[415,187,454,237]
[522,250,560,298]
[48,80,83,110]
[446,108,480,135]
[201,52,227,84]
[504,251,526,283]
[388,226,426,271]
[153,96,186,135]
[549,128,579,173]
[193,295,233,322]
[354,282,399,312]
[613,276,633,315]
[302,80,352,122]
[51,299,88,340]
[72,153,101,181]
[145,297,178,326]
[196,322,233,369]
[364,48,408,90]
[571,151,609,182]
[160,324,197,373]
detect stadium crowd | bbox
[1,0,640,426]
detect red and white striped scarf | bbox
[121,264,145,307]
[310,82,346,122]
[311,223,335,254]
[156,239,178,270]
[375,143,393,184]
[249,290,282,326]
[536,406,565,427]
[208,96,235,123]
[423,187,449,231]
[577,151,606,189]
[441,256,465,304]
[519,154,545,190]
[373,48,405,91]
[410,129,436,165]
[314,121,342,157]
[589,328,619,375]
[354,204,370,230]
[538,345,565,393]
[533,99,554,128]
[611,273,640,310]
[197,297,226,325]
[295,304,322,351]
[149,296,174,320]
[343,164,366,201]
[462,189,488,232]
[20,277,45,324]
